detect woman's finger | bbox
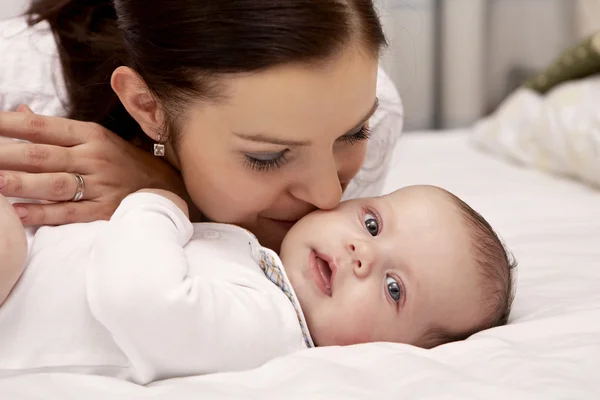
[0,171,88,202]
[0,111,94,146]
[12,201,108,226]
[0,143,73,173]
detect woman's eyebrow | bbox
[231,133,311,147]
[345,97,379,134]
[232,97,379,146]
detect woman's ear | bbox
[111,66,165,141]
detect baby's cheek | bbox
[330,301,378,346]
[333,327,373,346]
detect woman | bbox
[0,0,403,252]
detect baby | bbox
[0,185,515,384]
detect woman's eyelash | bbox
[244,126,370,173]
[340,125,371,145]
[244,151,289,172]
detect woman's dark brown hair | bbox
[26,0,386,149]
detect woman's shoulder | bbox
[0,16,67,116]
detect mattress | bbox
[1,130,599,399]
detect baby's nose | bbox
[346,240,376,278]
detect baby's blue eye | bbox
[386,276,402,302]
[364,213,379,236]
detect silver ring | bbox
[71,173,85,202]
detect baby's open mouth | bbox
[310,250,334,297]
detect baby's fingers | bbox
[16,104,34,114]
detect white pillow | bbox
[471,76,600,190]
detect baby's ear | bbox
[111,66,165,142]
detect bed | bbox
[1,129,598,399]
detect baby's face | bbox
[280,185,485,347]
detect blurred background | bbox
[0,1,28,22]
[2,0,600,130]
[375,0,600,130]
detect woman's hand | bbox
[0,106,186,226]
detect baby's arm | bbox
[89,190,297,383]
[87,190,197,383]
[89,189,236,383]
[0,195,27,306]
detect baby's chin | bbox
[305,320,375,347]
[311,331,372,347]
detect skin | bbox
[112,45,379,252]
[280,185,486,347]
[0,194,28,306]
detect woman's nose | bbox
[290,158,343,210]
[346,239,376,279]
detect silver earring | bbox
[154,134,165,157]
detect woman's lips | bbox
[309,250,334,297]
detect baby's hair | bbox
[421,190,517,349]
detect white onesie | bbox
[0,193,313,384]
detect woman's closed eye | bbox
[339,125,371,146]
[244,126,371,173]
[244,150,289,172]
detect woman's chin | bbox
[254,223,288,253]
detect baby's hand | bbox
[135,189,190,218]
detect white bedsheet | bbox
[1,130,599,399]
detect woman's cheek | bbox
[338,143,368,184]
[181,161,251,222]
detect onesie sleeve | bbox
[87,192,304,384]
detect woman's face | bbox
[174,47,379,252]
